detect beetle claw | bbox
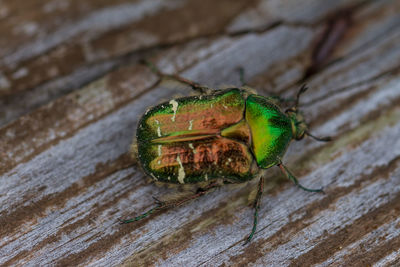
[243,238,251,246]
[152,196,164,206]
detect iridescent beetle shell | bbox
[136,88,293,184]
[124,63,330,244]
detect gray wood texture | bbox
[1,0,400,266]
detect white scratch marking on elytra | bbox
[169,99,179,122]
[188,119,193,130]
[176,155,185,184]
[150,173,158,181]
[189,143,196,154]
[158,145,162,156]
[155,119,161,137]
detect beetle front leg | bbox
[141,60,210,94]
[278,163,324,193]
[244,176,265,244]
[120,182,220,224]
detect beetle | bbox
[121,61,330,243]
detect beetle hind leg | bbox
[244,176,265,244]
[119,204,160,223]
[120,182,221,224]
[278,163,324,193]
[141,60,210,94]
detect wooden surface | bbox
[1,0,400,266]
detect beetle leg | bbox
[120,182,220,224]
[244,176,264,245]
[278,163,324,193]
[305,131,332,142]
[141,60,209,94]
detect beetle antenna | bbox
[305,131,332,142]
[295,84,308,110]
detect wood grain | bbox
[1,0,400,266]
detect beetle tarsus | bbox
[297,183,325,193]
[278,163,324,193]
[119,205,160,224]
[244,176,265,245]
[152,196,165,206]
[120,182,221,225]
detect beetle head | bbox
[286,108,308,140]
[286,85,331,142]
[285,84,308,140]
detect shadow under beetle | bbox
[121,61,331,244]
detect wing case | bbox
[136,89,258,183]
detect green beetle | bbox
[122,62,330,243]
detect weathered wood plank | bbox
[0,0,256,126]
[0,0,372,126]
[1,0,400,266]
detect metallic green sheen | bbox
[245,94,293,168]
